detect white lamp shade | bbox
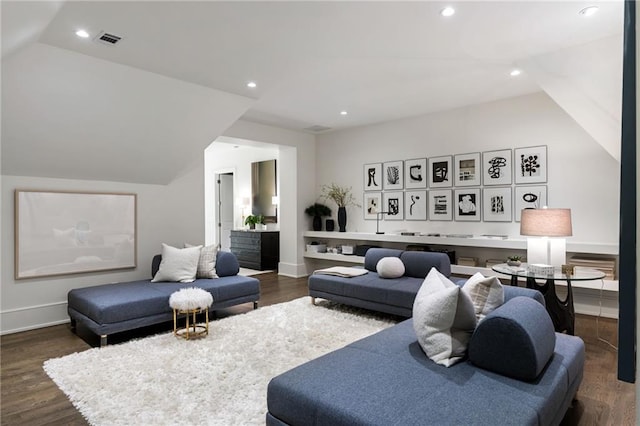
[520,208,572,237]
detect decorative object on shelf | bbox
[321,183,360,232]
[454,188,481,222]
[428,189,453,221]
[520,207,572,267]
[483,187,512,222]
[506,255,522,267]
[404,158,427,189]
[306,242,327,253]
[383,160,404,190]
[305,203,332,231]
[363,192,382,220]
[375,211,389,234]
[363,163,382,191]
[428,155,452,188]
[244,214,264,230]
[454,152,481,187]
[482,149,513,186]
[514,185,547,222]
[515,145,547,184]
[326,219,335,232]
[405,190,427,220]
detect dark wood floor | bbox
[1,272,635,425]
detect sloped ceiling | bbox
[0,1,624,184]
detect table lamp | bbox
[520,207,572,267]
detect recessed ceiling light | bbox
[440,7,455,17]
[247,81,257,88]
[510,69,522,77]
[340,111,348,116]
[75,29,90,38]
[579,6,599,16]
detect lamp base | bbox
[376,231,385,234]
[527,237,566,267]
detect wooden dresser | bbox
[230,230,280,270]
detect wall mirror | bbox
[251,159,277,223]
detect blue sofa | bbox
[67,251,260,346]
[309,248,539,317]
[267,292,585,425]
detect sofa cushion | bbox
[413,268,476,366]
[185,243,218,278]
[462,272,504,321]
[376,257,405,278]
[364,248,403,272]
[400,251,452,278]
[468,296,556,381]
[151,244,202,283]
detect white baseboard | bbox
[1,301,69,335]
[278,262,308,278]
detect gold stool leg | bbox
[173,309,178,336]
[205,308,209,335]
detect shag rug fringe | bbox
[44,297,396,425]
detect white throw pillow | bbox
[151,244,202,283]
[462,272,505,322]
[412,267,477,367]
[376,257,405,278]
[185,243,218,279]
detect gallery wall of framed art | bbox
[363,145,548,224]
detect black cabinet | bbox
[230,230,279,270]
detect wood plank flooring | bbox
[1,272,635,425]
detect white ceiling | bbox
[1,1,624,183]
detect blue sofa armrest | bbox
[468,296,556,381]
[400,251,451,278]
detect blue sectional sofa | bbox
[67,251,260,346]
[267,291,585,426]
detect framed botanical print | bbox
[383,191,404,220]
[482,187,512,222]
[514,185,548,222]
[363,192,382,220]
[405,190,427,220]
[428,155,452,188]
[363,163,383,191]
[454,152,481,187]
[454,188,481,221]
[383,161,404,190]
[482,149,512,186]
[404,158,427,189]
[428,189,452,221]
[515,145,547,184]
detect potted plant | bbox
[506,255,522,267]
[321,183,361,232]
[244,214,264,230]
[305,203,332,231]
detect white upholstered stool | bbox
[169,288,214,340]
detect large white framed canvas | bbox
[15,190,137,279]
[383,191,404,220]
[405,190,427,220]
[454,188,481,221]
[383,161,404,190]
[514,185,548,222]
[454,152,481,187]
[428,155,452,188]
[483,187,512,222]
[428,189,452,221]
[482,149,512,185]
[363,163,383,191]
[404,158,427,189]
[515,145,547,184]
[363,192,382,220]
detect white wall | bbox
[1,163,205,334]
[315,92,620,245]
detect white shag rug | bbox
[44,297,396,426]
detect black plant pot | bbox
[337,207,347,232]
[326,219,335,232]
[312,215,322,231]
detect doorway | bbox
[216,172,234,251]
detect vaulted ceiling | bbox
[1,1,624,184]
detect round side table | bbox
[169,288,214,340]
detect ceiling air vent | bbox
[94,31,122,46]
[304,125,332,133]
